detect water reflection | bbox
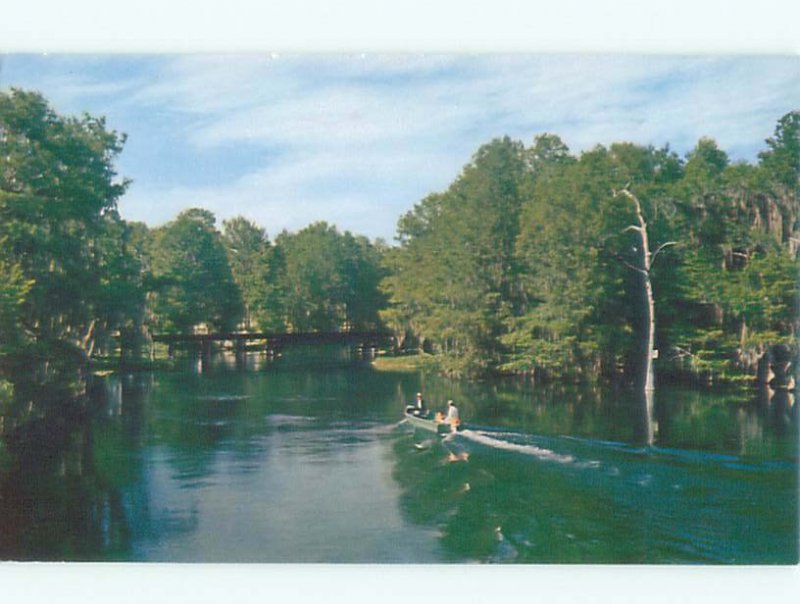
[633,390,655,446]
[392,419,798,563]
[0,374,151,559]
[0,355,797,562]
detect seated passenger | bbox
[407,392,428,417]
[415,392,428,416]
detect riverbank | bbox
[371,351,795,408]
[371,352,439,372]
[89,354,178,374]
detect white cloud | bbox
[122,54,797,239]
[7,54,796,240]
[136,54,797,157]
[120,139,464,241]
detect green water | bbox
[0,352,797,563]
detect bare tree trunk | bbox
[643,264,656,392]
[615,187,675,394]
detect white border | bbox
[0,0,799,53]
[1,1,798,602]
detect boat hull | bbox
[404,411,460,434]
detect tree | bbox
[666,129,798,381]
[0,251,33,414]
[613,185,676,392]
[526,133,574,172]
[147,209,243,333]
[274,222,386,332]
[758,111,800,250]
[221,216,280,331]
[383,137,531,375]
[511,144,627,379]
[758,110,800,191]
[0,89,133,388]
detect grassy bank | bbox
[371,353,439,372]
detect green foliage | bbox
[274,222,386,332]
[221,216,284,331]
[146,209,243,333]
[0,252,33,413]
[508,142,681,378]
[676,245,798,374]
[1,87,796,398]
[0,89,137,391]
[685,137,730,180]
[382,113,799,381]
[382,137,531,376]
[0,249,33,354]
[758,110,799,191]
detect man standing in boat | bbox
[445,400,459,425]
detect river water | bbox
[0,352,797,563]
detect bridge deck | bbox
[151,331,394,346]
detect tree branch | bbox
[668,345,697,361]
[651,241,677,266]
[619,258,648,276]
[614,185,648,231]
[611,182,632,198]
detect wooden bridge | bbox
[150,330,396,356]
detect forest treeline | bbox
[1,89,798,425]
[383,124,798,382]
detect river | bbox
[0,351,797,563]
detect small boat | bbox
[403,409,462,435]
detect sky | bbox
[0,53,797,242]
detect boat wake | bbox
[459,429,574,464]
[457,427,796,478]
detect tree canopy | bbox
[274,222,386,333]
[146,208,243,333]
[1,89,135,403]
[381,116,799,380]
[1,87,796,411]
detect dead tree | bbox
[613,185,676,393]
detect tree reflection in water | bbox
[0,363,796,563]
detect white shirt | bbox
[446,405,459,421]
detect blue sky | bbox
[1,54,797,241]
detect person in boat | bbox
[406,392,428,417]
[415,392,428,416]
[444,400,459,425]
